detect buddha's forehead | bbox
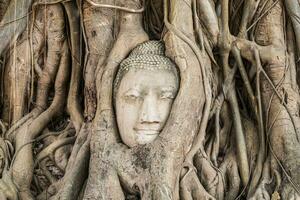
[118,69,178,91]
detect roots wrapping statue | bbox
[0,0,300,199]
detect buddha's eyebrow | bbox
[123,88,141,95]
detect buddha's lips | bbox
[136,130,159,145]
[134,129,160,135]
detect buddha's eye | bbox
[124,89,142,101]
[126,94,141,100]
[160,91,175,100]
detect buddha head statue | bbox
[114,41,179,147]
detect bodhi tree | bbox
[0,0,299,199]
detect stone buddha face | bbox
[114,41,179,147]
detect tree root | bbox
[35,137,76,168]
[63,1,84,131]
[54,127,90,200]
[81,0,115,121]
[0,0,33,55]
[10,40,69,199]
[84,0,149,197]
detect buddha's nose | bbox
[140,93,161,124]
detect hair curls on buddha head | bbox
[113,40,179,95]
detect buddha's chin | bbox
[136,131,159,145]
